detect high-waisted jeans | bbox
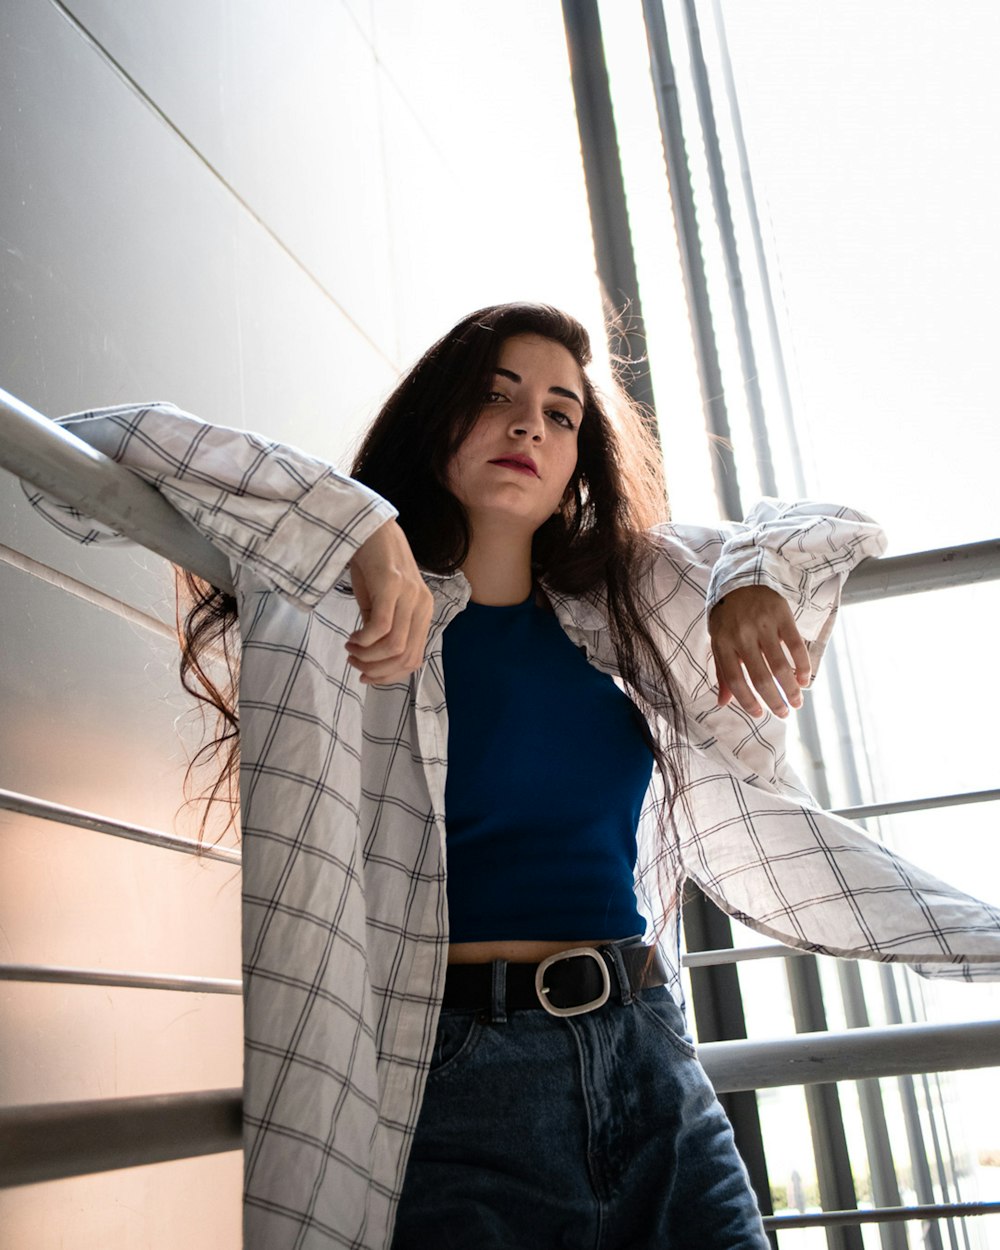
[391,941,770,1249]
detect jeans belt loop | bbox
[602,941,635,1007]
[490,958,508,1025]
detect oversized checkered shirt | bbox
[25,403,1000,1250]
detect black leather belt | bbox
[442,941,671,1018]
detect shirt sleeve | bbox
[640,504,1000,980]
[640,499,885,795]
[703,497,889,678]
[20,401,398,609]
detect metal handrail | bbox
[684,942,808,968]
[4,785,997,875]
[0,389,233,593]
[834,786,1000,820]
[840,537,1000,604]
[3,389,999,605]
[763,1202,1000,1231]
[0,788,241,864]
[0,963,241,995]
[4,1015,999,1188]
[0,1089,243,1188]
[703,1018,1000,1093]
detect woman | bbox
[350,313,808,1247]
[24,302,1000,1250]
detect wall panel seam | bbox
[48,0,398,370]
[0,541,175,642]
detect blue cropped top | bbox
[442,590,654,942]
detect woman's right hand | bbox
[345,519,434,686]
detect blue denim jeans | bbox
[391,946,769,1249]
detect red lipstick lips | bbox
[489,454,538,476]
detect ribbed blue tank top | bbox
[442,590,653,942]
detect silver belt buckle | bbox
[535,947,611,1017]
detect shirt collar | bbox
[537,579,608,631]
[421,567,471,605]
[422,569,609,631]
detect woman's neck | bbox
[461,528,534,605]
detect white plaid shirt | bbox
[25,403,1000,1250]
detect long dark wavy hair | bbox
[177,302,691,962]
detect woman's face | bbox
[445,333,584,538]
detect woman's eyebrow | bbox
[493,366,583,410]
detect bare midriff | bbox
[447,938,613,965]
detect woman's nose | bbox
[510,405,545,439]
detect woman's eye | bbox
[485,390,508,403]
[548,410,576,429]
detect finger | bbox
[715,649,765,718]
[346,613,422,662]
[349,588,401,648]
[781,628,813,686]
[741,651,791,718]
[350,658,415,685]
[349,591,431,684]
[349,623,430,679]
[761,640,804,708]
[712,654,734,708]
[346,632,409,662]
[348,605,419,672]
[762,602,812,687]
[347,640,409,677]
[354,590,419,659]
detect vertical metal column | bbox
[837,962,909,1250]
[560,0,659,438]
[709,0,806,483]
[636,4,778,1231]
[640,0,741,521]
[928,1070,971,1250]
[784,961,862,1250]
[681,888,777,1244]
[641,4,869,1246]
[789,668,899,1250]
[678,0,776,497]
[918,1070,961,1250]
[886,967,948,1250]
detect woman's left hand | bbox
[708,585,813,719]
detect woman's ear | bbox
[553,483,575,516]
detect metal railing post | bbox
[561,0,659,433]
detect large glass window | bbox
[600,3,1000,1244]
